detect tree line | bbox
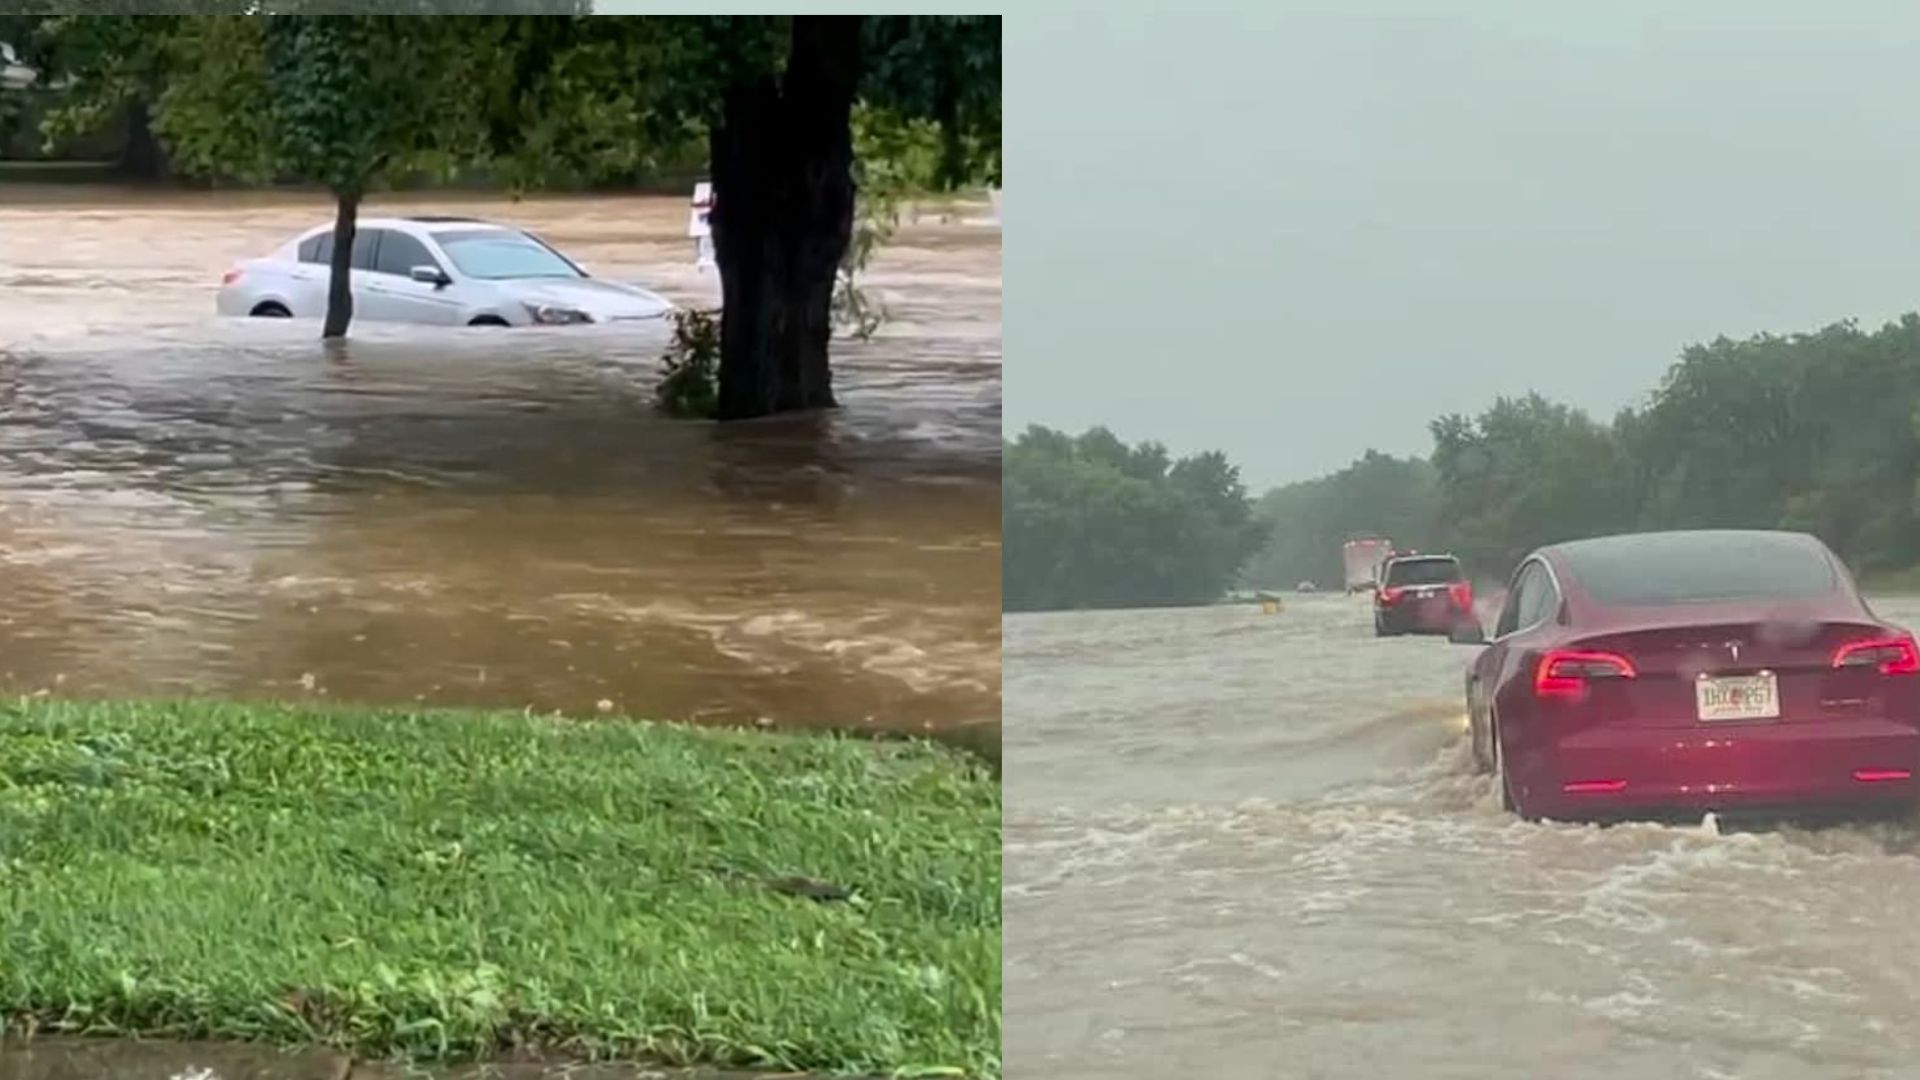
[0,9,1000,421]
[1246,314,1920,591]
[1004,426,1268,612]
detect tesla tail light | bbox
[1448,582,1473,610]
[1535,650,1636,699]
[1832,636,1920,675]
[221,268,243,285]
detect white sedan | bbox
[216,215,675,327]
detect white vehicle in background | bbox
[1342,536,1394,593]
[215,216,675,327]
[1,41,37,90]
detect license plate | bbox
[1696,671,1780,722]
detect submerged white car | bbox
[215,216,675,327]
[1,41,38,90]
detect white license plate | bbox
[1696,671,1780,722]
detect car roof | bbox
[293,217,513,239]
[1386,552,1457,563]
[1538,529,1825,564]
[1533,529,1855,619]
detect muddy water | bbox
[0,188,999,749]
[1006,595,1920,1079]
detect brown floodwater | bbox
[0,186,1000,753]
[1007,595,1920,1080]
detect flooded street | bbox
[1006,595,1920,1079]
[0,188,999,748]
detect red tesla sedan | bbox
[1456,530,1920,822]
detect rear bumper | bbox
[1522,718,1920,821]
[1378,602,1468,634]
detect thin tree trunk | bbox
[710,16,861,421]
[118,96,171,182]
[323,190,359,340]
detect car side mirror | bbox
[1448,621,1487,646]
[410,265,450,288]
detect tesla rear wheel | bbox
[1491,710,1519,815]
[250,302,291,318]
[469,316,509,327]
[1468,688,1489,774]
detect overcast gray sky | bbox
[1005,1,1920,489]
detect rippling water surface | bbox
[0,187,1000,749]
[1007,595,1920,1079]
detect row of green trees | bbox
[1,10,1000,422]
[1004,426,1268,612]
[1246,314,1920,589]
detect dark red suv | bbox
[1373,554,1473,637]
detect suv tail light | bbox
[1378,586,1405,605]
[1833,635,1920,675]
[1448,582,1472,610]
[1535,650,1636,699]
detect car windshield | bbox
[1384,558,1461,586]
[1559,531,1838,605]
[433,230,581,280]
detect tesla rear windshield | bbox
[1384,558,1462,586]
[1559,532,1838,605]
[434,230,581,280]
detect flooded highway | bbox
[0,188,1000,750]
[1006,594,1920,1080]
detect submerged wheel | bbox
[1468,684,1490,774]
[468,315,509,327]
[1491,710,1521,816]
[250,302,291,318]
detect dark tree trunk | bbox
[709,16,862,421]
[117,96,171,182]
[323,190,359,340]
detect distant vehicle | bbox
[1296,580,1318,593]
[0,42,36,90]
[1342,536,1393,593]
[1454,530,1920,823]
[215,216,675,327]
[1373,553,1472,637]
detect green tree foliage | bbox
[29,10,570,338]
[1427,392,1636,575]
[1626,317,1920,577]
[21,12,999,418]
[1004,426,1269,612]
[1246,313,1920,592]
[1242,452,1439,591]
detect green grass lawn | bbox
[0,700,1001,1078]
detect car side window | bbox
[1496,564,1540,638]
[373,231,441,278]
[299,233,331,265]
[1522,566,1561,628]
[351,229,381,271]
